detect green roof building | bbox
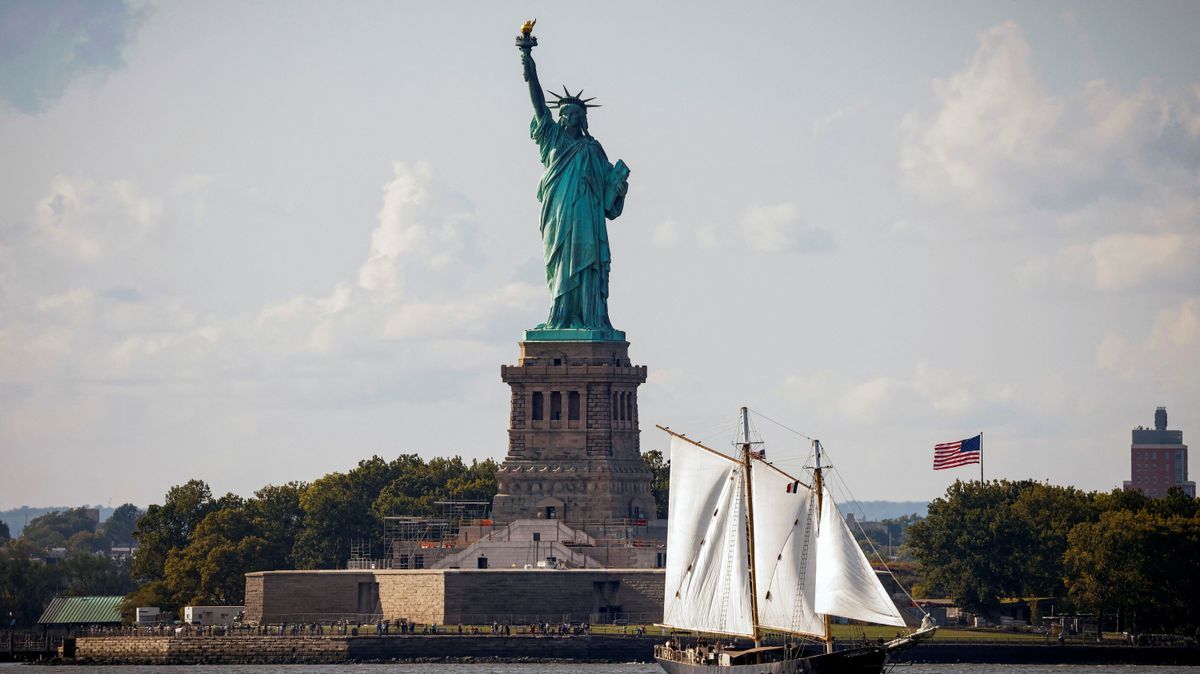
[37,596,123,626]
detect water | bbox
[0,665,1193,673]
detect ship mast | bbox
[740,406,763,648]
[813,438,832,653]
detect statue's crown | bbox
[547,86,601,110]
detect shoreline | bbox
[38,635,1199,667]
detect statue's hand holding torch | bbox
[516,19,537,49]
[517,19,538,81]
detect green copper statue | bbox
[517,21,630,339]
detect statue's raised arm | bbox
[516,20,549,117]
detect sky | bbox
[1,1,1198,510]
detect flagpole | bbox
[980,431,984,483]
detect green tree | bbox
[246,482,306,570]
[1065,509,1200,633]
[642,449,669,518]
[119,580,173,623]
[0,520,10,543]
[1149,487,1200,519]
[372,454,443,516]
[372,456,499,518]
[20,508,98,550]
[60,550,135,596]
[131,480,218,583]
[66,530,106,554]
[1007,482,1096,598]
[293,456,402,568]
[164,508,270,606]
[444,458,498,503]
[101,503,142,548]
[0,541,61,627]
[908,480,1097,615]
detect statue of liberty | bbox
[517,21,630,336]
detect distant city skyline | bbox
[1,2,1197,508]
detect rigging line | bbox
[693,418,742,449]
[825,459,928,619]
[749,409,814,442]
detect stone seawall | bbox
[73,634,657,665]
[75,636,348,665]
[71,635,1200,666]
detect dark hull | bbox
[656,646,888,674]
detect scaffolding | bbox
[347,537,386,569]
[383,500,491,569]
[349,502,665,571]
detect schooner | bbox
[653,408,935,673]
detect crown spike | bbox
[546,85,601,111]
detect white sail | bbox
[749,461,824,637]
[662,436,755,637]
[814,486,907,627]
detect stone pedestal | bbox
[491,340,656,525]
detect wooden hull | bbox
[656,645,889,674]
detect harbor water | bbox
[1,664,1194,673]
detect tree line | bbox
[1,505,141,626]
[123,455,497,618]
[907,479,1200,634]
[14,453,1195,635]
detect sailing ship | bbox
[653,408,936,674]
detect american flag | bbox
[933,434,982,470]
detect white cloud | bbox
[357,162,469,300]
[903,21,1200,215]
[811,99,871,136]
[1152,297,1200,350]
[1097,297,1200,386]
[694,224,719,250]
[781,363,1000,425]
[1058,233,1196,291]
[740,203,834,254]
[651,219,680,248]
[904,20,1200,295]
[2,161,539,407]
[901,21,1061,210]
[36,287,94,312]
[33,175,162,261]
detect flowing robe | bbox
[531,108,624,330]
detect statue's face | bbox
[558,105,585,132]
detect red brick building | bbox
[1123,406,1194,498]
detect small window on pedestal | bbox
[568,391,580,420]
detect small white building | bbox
[135,607,162,625]
[183,605,243,625]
